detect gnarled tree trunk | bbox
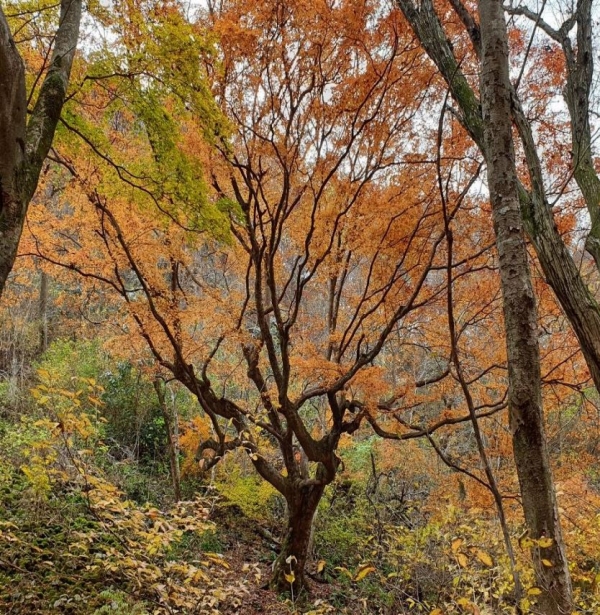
[270,482,324,595]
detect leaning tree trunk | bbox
[0,0,82,298]
[478,0,572,612]
[395,0,600,398]
[270,483,324,595]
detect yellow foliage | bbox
[354,565,376,581]
[215,460,278,520]
[179,415,212,477]
[474,549,494,568]
[1,375,256,613]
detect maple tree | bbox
[17,0,485,593]
[2,0,599,612]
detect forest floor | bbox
[212,505,345,615]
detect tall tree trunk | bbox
[0,0,82,297]
[478,0,572,612]
[38,269,48,354]
[154,379,182,502]
[270,483,324,595]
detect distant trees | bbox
[406,0,600,393]
[394,0,600,393]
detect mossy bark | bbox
[0,1,82,297]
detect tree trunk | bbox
[270,483,324,595]
[0,1,82,298]
[0,7,27,294]
[38,269,48,354]
[478,0,572,612]
[154,379,182,502]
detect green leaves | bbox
[53,0,232,241]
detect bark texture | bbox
[396,0,600,397]
[0,0,82,296]
[270,484,324,595]
[154,379,182,502]
[478,0,571,611]
[0,8,27,290]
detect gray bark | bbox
[478,0,572,611]
[0,0,82,296]
[396,0,576,609]
[396,0,600,394]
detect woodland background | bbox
[0,0,599,614]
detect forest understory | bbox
[1,339,600,615]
